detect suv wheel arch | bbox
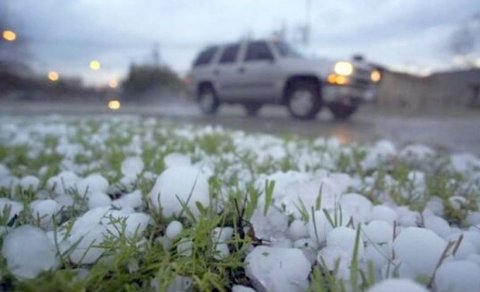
[283,76,322,104]
[197,82,220,114]
[283,76,323,120]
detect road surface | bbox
[1,99,480,155]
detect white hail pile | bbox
[0,116,479,292]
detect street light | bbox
[108,79,118,89]
[2,30,17,42]
[48,71,59,82]
[108,99,121,110]
[89,60,101,71]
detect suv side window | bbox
[193,46,217,67]
[244,41,273,62]
[219,44,240,64]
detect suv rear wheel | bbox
[198,85,219,115]
[286,81,322,120]
[244,103,262,116]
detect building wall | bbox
[375,69,480,112]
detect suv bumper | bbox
[322,84,377,104]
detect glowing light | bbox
[332,126,353,145]
[2,30,16,42]
[370,70,381,83]
[334,61,353,76]
[335,75,348,85]
[108,100,121,110]
[327,74,349,85]
[327,74,337,84]
[108,79,118,89]
[48,71,59,82]
[89,60,101,71]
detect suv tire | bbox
[244,103,262,116]
[328,101,358,120]
[198,85,219,115]
[286,81,322,120]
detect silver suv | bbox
[190,39,381,119]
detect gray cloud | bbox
[5,0,479,84]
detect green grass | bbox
[0,116,479,291]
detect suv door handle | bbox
[213,69,219,75]
[238,67,245,74]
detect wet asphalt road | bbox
[1,100,480,155]
[182,106,480,155]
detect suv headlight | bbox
[370,70,381,82]
[334,61,353,76]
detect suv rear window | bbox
[193,46,217,67]
[219,44,240,64]
[244,41,273,62]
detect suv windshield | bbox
[193,46,218,67]
[273,42,302,58]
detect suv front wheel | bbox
[286,81,322,120]
[197,85,219,115]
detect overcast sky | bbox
[4,0,480,85]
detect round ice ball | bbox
[424,215,451,238]
[0,198,23,222]
[164,153,191,168]
[368,279,427,292]
[149,166,210,218]
[20,176,40,192]
[363,220,393,245]
[87,192,112,209]
[121,156,144,176]
[370,205,397,225]
[340,193,372,223]
[30,199,60,229]
[76,174,109,196]
[46,171,80,195]
[435,260,480,292]
[288,220,309,240]
[2,225,58,279]
[393,227,447,278]
[308,208,352,244]
[327,226,363,256]
[165,220,183,239]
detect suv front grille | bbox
[354,68,370,80]
[352,78,370,87]
[351,68,371,88]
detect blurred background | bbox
[1,0,480,152]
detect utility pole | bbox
[272,21,287,41]
[304,0,312,46]
[152,42,160,67]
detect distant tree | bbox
[0,2,29,73]
[122,63,185,97]
[450,24,476,55]
[0,3,33,96]
[448,13,480,67]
